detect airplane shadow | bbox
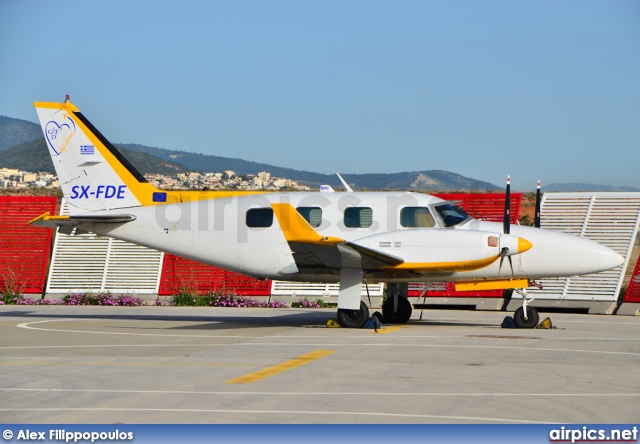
[0,309,332,330]
[408,320,501,328]
[1,309,504,330]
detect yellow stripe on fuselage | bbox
[383,255,500,272]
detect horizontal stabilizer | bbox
[28,212,136,230]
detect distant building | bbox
[0,164,313,192]
[257,171,271,182]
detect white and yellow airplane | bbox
[30,98,624,328]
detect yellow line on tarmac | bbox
[371,326,406,335]
[226,350,336,384]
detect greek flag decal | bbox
[80,145,95,155]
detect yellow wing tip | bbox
[27,212,51,225]
[28,213,71,226]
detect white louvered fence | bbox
[46,200,164,295]
[527,192,640,301]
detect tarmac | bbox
[0,305,638,424]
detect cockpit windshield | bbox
[434,203,471,227]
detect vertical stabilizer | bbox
[34,100,145,214]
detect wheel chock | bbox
[326,319,341,328]
[536,317,553,329]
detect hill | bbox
[119,143,500,191]
[0,115,498,191]
[0,115,42,150]
[0,138,188,176]
[1,115,638,192]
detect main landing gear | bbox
[335,282,414,328]
[337,301,370,328]
[382,283,412,324]
[513,287,539,328]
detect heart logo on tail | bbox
[45,115,76,155]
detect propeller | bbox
[497,176,535,275]
[499,246,513,275]
[503,176,511,235]
[500,176,513,275]
[534,180,541,228]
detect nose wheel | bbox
[513,287,539,328]
[513,306,539,328]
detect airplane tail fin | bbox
[34,98,155,215]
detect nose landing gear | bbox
[513,287,539,328]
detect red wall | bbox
[0,196,57,294]
[158,254,271,296]
[624,257,640,303]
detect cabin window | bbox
[297,207,323,228]
[344,207,373,228]
[246,208,274,227]
[434,203,470,227]
[400,207,436,228]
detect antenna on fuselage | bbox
[337,173,353,192]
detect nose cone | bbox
[597,244,625,272]
[499,234,533,255]
[518,237,533,254]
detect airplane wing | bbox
[271,203,404,275]
[28,212,136,234]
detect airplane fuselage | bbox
[73,190,622,284]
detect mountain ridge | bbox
[1,114,638,192]
[0,115,43,150]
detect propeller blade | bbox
[534,180,541,228]
[498,247,509,273]
[498,246,515,276]
[503,176,511,234]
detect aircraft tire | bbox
[513,306,539,329]
[382,297,412,324]
[336,301,370,328]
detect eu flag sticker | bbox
[152,192,167,202]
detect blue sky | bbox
[1,1,638,190]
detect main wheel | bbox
[382,296,413,324]
[513,306,539,328]
[336,301,370,328]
